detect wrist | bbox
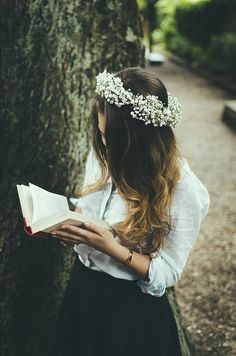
[107,240,131,264]
[105,238,151,281]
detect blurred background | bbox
[139,0,236,91]
[1,1,236,355]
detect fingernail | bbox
[51,234,57,238]
[60,226,66,229]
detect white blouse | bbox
[70,146,210,297]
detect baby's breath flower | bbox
[95,69,182,128]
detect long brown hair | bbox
[76,67,182,255]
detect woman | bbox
[48,67,210,356]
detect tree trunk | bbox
[167,288,195,355]
[0,1,192,355]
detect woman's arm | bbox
[110,170,211,296]
[135,173,210,296]
[107,243,151,281]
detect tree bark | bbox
[0,1,144,355]
[166,288,195,355]
[0,1,192,355]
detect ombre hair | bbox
[76,66,185,255]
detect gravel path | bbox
[147,59,236,356]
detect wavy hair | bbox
[75,67,183,255]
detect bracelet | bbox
[123,249,133,265]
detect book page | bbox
[16,184,34,225]
[21,185,34,225]
[29,183,69,224]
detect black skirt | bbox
[48,254,182,356]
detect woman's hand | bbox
[50,222,117,255]
[57,206,83,247]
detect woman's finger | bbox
[57,224,99,241]
[51,230,86,243]
[83,221,108,236]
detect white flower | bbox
[95,69,182,128]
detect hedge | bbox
[156,0,236,79]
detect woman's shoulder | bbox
[178,156,205,187]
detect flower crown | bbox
[95,69,182,128]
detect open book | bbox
[16,182,111,239]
